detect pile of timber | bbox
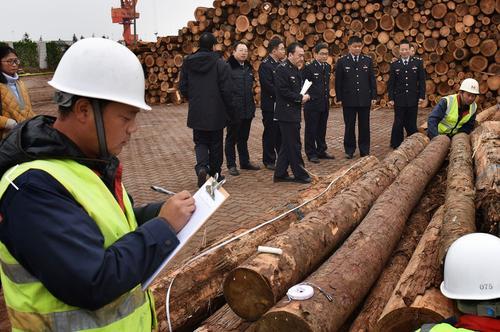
[131,0,500,108]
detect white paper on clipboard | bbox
[142,177,229,289]
[300,79,313,95]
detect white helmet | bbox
[48,38,151,111]
[459,78,480,95]
[441,233,500,300]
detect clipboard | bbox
[142,177,229,289]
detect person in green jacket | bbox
[416,233,500,332]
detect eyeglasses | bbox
[1,59,21,65]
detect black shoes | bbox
[294,177,312,184]
[241,162,261,170]
[197,168,207,188]
[308,156,320,163]
[264,163,276,170]
[273,175,294,183]
[228,167,240,176]
[345,153,354,159]
[318,152,335,160]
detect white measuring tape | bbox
[287,284,315,301]
[164,160,364,331]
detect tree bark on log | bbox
[475,104,499,124]
[223,134,430,321]
[154,157,380,331]
[253,136,450,332]
[194,304,253,332]
[375,206,456,332]
[438,133,476,263]
[471,121,500,235]
[348,166,447,332]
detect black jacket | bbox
[387,56,426,107]
[179,50,234,130]
[335,54,377,107]
[275,60,303,123]
[227,55,256,120]
[258,55,281,113]
[303,60,331,112]
[0,116,178,310]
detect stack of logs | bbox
[131,0,500,108]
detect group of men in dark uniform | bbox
[181,32,426,187]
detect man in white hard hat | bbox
[416,233,500,331]
[427,78,479,139]
[0,38,195,331]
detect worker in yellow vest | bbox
[0,38,195,331]
[427,78,479,139]
[416,233,500,332]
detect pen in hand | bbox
[151,185,176,195]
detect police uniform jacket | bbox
[258,55,280,113]
[387,56,426,107]
[303,60,331,112]
[274,59,303,123]
[227,55,256,120]
[334,54,377,107]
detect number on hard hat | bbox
[441,233,500,301]
[459,78,480,95]
[48,38,151,111]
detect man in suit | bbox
[274,42,311,184]
[387,39,426,148]
[258,37,286,170]
[302,42,335,163]
[335,36,377,159]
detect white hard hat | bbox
[48,38,151,111]
[441,233,500,300]
[459,78,480,95]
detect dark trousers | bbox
[343,106,370,156]
[225,118,252,168]
[262,111,281,166]
[193,129,224,176]
[390,105,418,148]
[275,122,308,179]
[304,110,329,159]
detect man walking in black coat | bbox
[225,41,260,176]
[387,39,426,148]
[179,32,233,187]
[274,42,311,184]
[258,37,286,170]
[335,36,377,159]
[303,42,335,163]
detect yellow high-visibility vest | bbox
[437,94,476,136]
[0,159,156,331]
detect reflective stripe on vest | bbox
[0,159,155,331]
[437,94,476,135]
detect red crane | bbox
[111,0,140,45]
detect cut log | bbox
[375,206,456,332]
[431,3,447,19]
[348,167,447,332]
[380,14,395,31]
[480,39,498,57]
[395,12,412,30]
[469,55,489,73]
[253,136,451,332]
[471,121,500,234]
[194,304,252,332]
[235,15,250,32]
[154,157,380,331]
[438,133,476,264]
[223,134,430,321]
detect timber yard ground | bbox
[0,74,432,331]
[23,74,434,264]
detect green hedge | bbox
[13,39,38,69]
[46,41,67,70]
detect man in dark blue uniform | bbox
[258,38,286,170]
[274,42,311,184]
[387,39,426,148]
[335,36,377,159]
[303,42,334,163]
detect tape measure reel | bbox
[287,284,314,301]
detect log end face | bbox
[254,310,313,332]
[375,307,445,332]
[223,268,275,321]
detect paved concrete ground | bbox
[27,76,431,265]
